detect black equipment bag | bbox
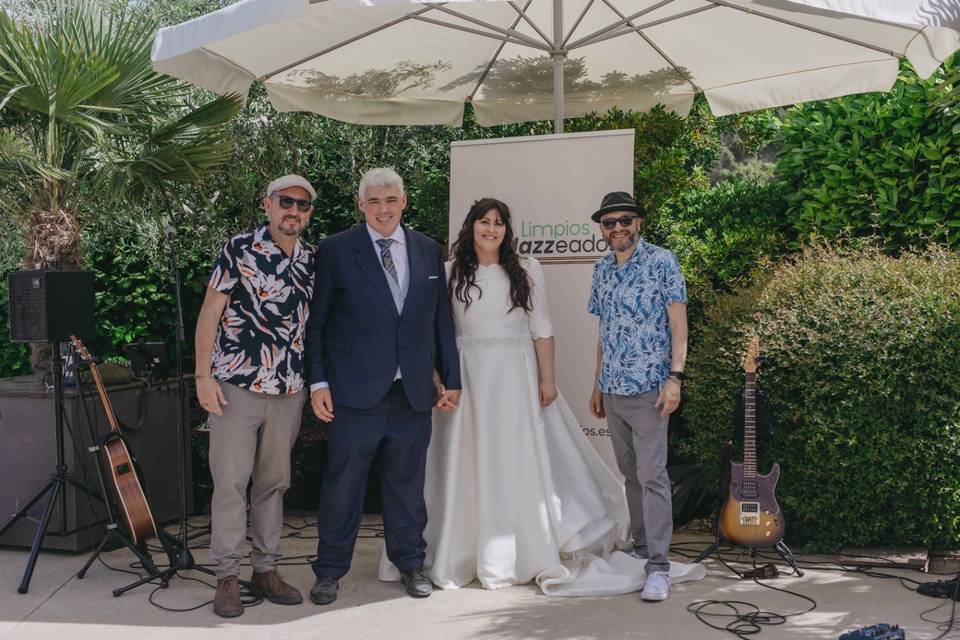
[668,463,713,525]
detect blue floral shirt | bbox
[588,239,687,396]
[207,225,315,395]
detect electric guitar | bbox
[70,336,158,544]
[719,337,785,547]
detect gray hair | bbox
[358,167,405,200]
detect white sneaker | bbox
[641,571,670,602]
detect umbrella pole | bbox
[552,54,564,134]
[552,0,564,134]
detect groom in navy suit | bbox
[306,167,461,604]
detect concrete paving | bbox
[0,517,954,640]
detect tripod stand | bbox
[0,343,102,593]
[694,527,804,576]
[107,227,216,595]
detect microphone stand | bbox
[112,226,215,596]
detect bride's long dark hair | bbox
[448,198,532,312]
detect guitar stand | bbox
[77,523,164,588]
[106,530,217,598]
[74,441,216,597]
[694,538,804,577]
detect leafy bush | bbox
[777,59,960,250]
[674,245,960,550]
[82,219,213,363]
[653,179,792,297]
[648,179,792,350]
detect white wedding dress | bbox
[379,257,705,596]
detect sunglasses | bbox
[272,194,314,212]
[600,215,638,229]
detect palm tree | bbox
[0,1,242,271]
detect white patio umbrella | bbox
[784,1,960,30]
[152,0,960,132]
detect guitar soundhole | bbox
[117,463,131,475]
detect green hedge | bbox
[777,59,960,249]
[654,179,792,296]
[674,245,960,550]
[84,224,222,360]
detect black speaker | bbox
[7,270,95,343]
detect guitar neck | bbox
[87,361,122,434]
[744,372,758,496]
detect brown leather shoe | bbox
[250,570,303,605]
[214,575,243,618]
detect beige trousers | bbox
[208,382,305,579]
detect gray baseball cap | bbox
[266,174,316,200]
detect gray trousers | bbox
[208,382,305,579]
[604,390,672,574]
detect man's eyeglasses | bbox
[272,194,314,212]
[600,215,638,230]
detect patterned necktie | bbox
[376,238,399,286]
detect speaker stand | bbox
[0,343,100,593]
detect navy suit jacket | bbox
[306,224,461,412]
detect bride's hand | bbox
[539,380,557,407]
[437,389,460,412]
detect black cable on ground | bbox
[675,540,960,638]
[90,515,386,613]
[919,567,960,640]
[686,552,817,639]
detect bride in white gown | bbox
[380,198,704,596]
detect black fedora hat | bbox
[591,191,643,222]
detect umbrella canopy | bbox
[784,1,960,30]
[152,0,960,130]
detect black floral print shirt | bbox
[207,224,315,395]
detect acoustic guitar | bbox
[70,336,158,544]
[719,336,785,547]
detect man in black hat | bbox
[586,191,688,602]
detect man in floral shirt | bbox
[194,174,316,617]
[587,191,687,603]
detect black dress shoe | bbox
[310,577,339,605]
[400,568,433,598]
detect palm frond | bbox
[95,94,243,203]
[0,0,241,215]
